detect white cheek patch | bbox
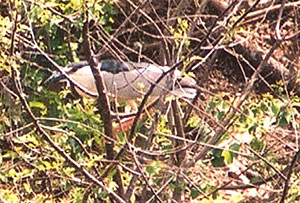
[170,70,197,99]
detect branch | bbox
[128,144,163,203]
[171,99,186,201]
[20,3,125,202]
[171,99,186,167]
[83,8,124,198]
[185,34,284,168]
[111,0,239,167]
[280,149,300,202]
[11,70,125,202]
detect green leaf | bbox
[3,151,18,159]
[222,150,233,165]
[250,137,264,152]
[146,166,156,175]
[229,143,240,158]
[187,116,201,127]
[271,101,280,116]
[23,183,32,194]
[174,182,186,195]
[44,2,59,7]
[248,122,258,134]
[97,190,108,199]
[2,116,11,127]
[190,189,200,199]
[146,161,162,175]
[217,110,225,120]
[211,149,222,158]
[260,102,268,112]
[5,193,19,202]
[278,115,288,127]
[239,109,248,122]
[29,101,46,109]
[70,0,81,9]
[212,190,218,199]
[0,172,8,182]
[42,161,52,170]
[8,168,17,177]
[211,149,225,167]
[277,110,291,127]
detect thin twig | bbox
[15,4,126,203]
[186,33,284,168]
[280,149,300,203]
[128,144,163,203]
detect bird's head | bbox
[171,70,198,99]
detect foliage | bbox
[1,0,300,202]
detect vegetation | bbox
[0,0,300,202]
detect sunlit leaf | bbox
[222,150,233,165]
[271,101,280,116]
[23,183,32,194]
[29,101,46,109]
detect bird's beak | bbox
[43,72,70,93]
[43,73,65,85]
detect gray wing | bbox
[100,59,156,74]
[67,59,160,75]
[66,61,90,73]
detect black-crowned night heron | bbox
[47,59,198,110]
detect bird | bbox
[46,59,198,111]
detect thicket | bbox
[0,0,300,202]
